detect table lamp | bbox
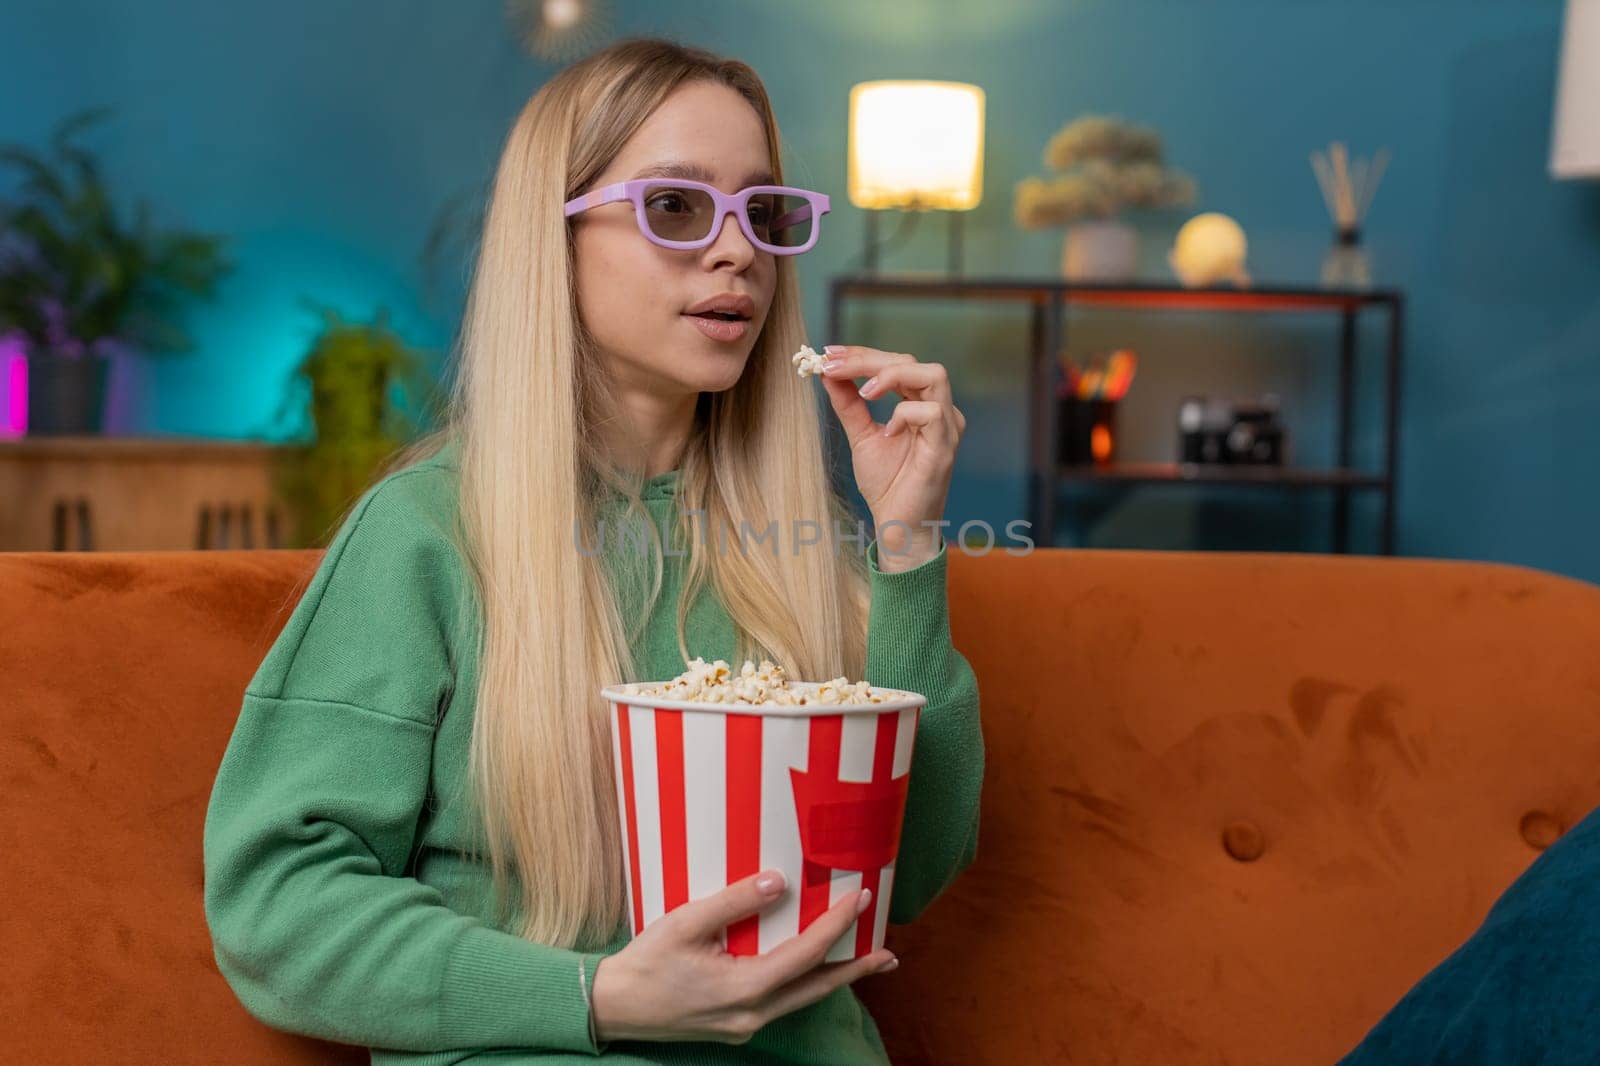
[847,80,985,275]
[1551,0,1599,178]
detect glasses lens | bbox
[642,184,815,251]
[748,192,814,249]
[642,184,717,243]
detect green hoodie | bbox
[203,438,984,1064]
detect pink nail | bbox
[756,871,785,894]
[824,344,846,354]
[858,377,878,397]
[855,888,873,915]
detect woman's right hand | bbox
[589,869,898,1045]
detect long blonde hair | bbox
[374,37,870,948]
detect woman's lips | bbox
[683,313,750,342]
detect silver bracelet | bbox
[578,954,599,1047]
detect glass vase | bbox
[1321,225,1372,289]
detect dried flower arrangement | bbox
[1014,116,1198,228]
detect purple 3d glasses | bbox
[563,178,830,255]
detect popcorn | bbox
[792,343,827,378]
[625,656,898,706]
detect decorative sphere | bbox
[1168,212,1251,288]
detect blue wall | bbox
[3,1,1597,581]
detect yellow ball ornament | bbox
[1168,212,1251,288]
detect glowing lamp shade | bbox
[1552,0,1600,179]
[848,81,985,211]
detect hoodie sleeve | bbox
[862,534,985,924]
[202,472,605,1054]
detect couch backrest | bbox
[3,550,367,1065]
[858,548,1600,1064]
[5,548,1599,1064]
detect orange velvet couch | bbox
[6,546,1600,1064]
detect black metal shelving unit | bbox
[826,274,1404,554]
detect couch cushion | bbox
[855,548,1600,1064]
[1337,800,1600,1063]
[6,547,1600,1064]
[2,550,363,1065]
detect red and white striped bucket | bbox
[601,682,924,962]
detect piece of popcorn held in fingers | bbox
[792,343,827,378]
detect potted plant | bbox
[0,107,232,434]
[1013,115,1198,282]
[267,302,446,549]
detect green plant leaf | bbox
[269,304,444,546]
[0,106,230,356]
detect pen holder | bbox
[1057,396,1118,466]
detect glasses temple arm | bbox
[771,203,815,233]
[563,183,631,217]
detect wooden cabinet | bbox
[0,436,296,551]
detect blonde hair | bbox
[372,37,870,948]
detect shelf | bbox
[831,274,1402,313]
[825,269,1404,554]
[1057,462,1388,489]
[0,434,283,460]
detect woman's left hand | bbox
[818,345,967,573]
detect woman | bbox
[204,37,983,1064]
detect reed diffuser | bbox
[1310,142,1388,288]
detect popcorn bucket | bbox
[600,682,925,962]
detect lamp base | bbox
[859,208,965,277]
